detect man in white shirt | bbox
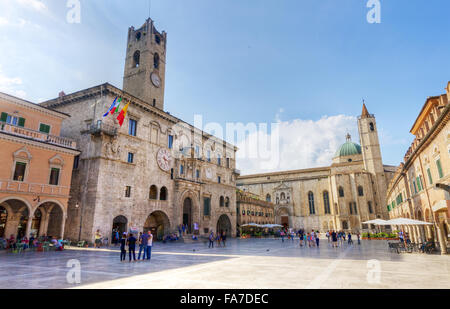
[146,231,153,261]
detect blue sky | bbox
[0,0,449,173]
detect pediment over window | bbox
[49,154,64,166]
[13,147,32,160]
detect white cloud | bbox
[236,114,359,175]
[16,0,46,12]
[0,17,8,26]
[0,67,27,98]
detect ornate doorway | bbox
[183,197,193,234]
[217,214,232,236]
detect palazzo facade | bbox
[41,19,238,243]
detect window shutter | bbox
[436,160,444,178]
[18,117,25,127]
[0,112,7,122]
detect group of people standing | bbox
[119,231,153,262]
[326,230,360,247]
[208,230,227,248]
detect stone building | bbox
[236,190,275,227]
[237,105,396,232]
[0,92,79,239]
[387,82,450,254]
[40,19,238,243]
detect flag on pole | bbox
[117,101,131,127]
[111,97,122,114]
[103,97,118,117]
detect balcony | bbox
[88,121,117,137]
[0,179,70,197]
[0,122,77,149]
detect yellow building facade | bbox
[387,82,450,254]
[0,92,79,239]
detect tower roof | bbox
[361,103,370,118]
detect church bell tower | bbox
[123,18,167,110]
[358,103,388,218]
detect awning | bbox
[362,219,390,225]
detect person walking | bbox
[178,225,182,238]
[137,232,144,260]
[216,231,222,247]
[299,230,304,247]
[94,230,102,248]
[315,230,320,247]
[146,231,153,260]
[331,230,338,248]
[182,224,186,235]
[347,232,353,245]
[280,230,285,242]
[138,231,149,260]
[326,231,330,243]
[208,231,215,248]
[357,232,361,245]
[120,233,127,262]
[127,233,137,262]
[221,231,227,247]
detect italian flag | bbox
[117,101,130,127]
[110,97,122,114]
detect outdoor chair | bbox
[77,240,86,247]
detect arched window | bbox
[323,191,330,214]
[225,197,230,207]
[154,53,160,69]
[133,50,140,68]
[220,196,224,207]
[308,191,315,214]
[368,201,373,214]
[358,186,364,196]
[342,221,349,230]
[149,185,157,200]
[338,187,344,197]
[155,34,161,44]
[135,32,142,41]
[280,192,286,200]
[160,186,167,201]
[369,122,374,131]
[266,194,271,202]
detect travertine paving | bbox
[0,239,449,289]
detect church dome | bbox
[335,134,362,157]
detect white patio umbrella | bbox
[387,218,432,226]
[362,219,390,225]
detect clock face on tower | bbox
[151,72,161,88]
[157,148,172,172]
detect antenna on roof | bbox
[148,0,152,18]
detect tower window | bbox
[152,99,156,107]
[154,53,160,69]
[155,34,161,45]
[369,122,374,131]
[135,32,142,41]
[133,50,140,68]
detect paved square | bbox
[0,239,449,289]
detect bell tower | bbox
[123,18,167,110]
[358,103,388,218]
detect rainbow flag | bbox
[111,97,122,114]
[103,97,118,117]
[117,101,130,127]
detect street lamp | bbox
[75,202,83,241]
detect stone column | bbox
[60,215,66,239]
[437,221,447,255]
[25,215,33,238]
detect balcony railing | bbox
[88,121,117,136]
[0,179,70,197]
[0,122,77,149]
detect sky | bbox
[0,0,449,175]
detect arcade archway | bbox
[144,211,170,241]
[0,199,30,239]
[217,214,232,236]
[113,215,128,236]
[32,202,65,238]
